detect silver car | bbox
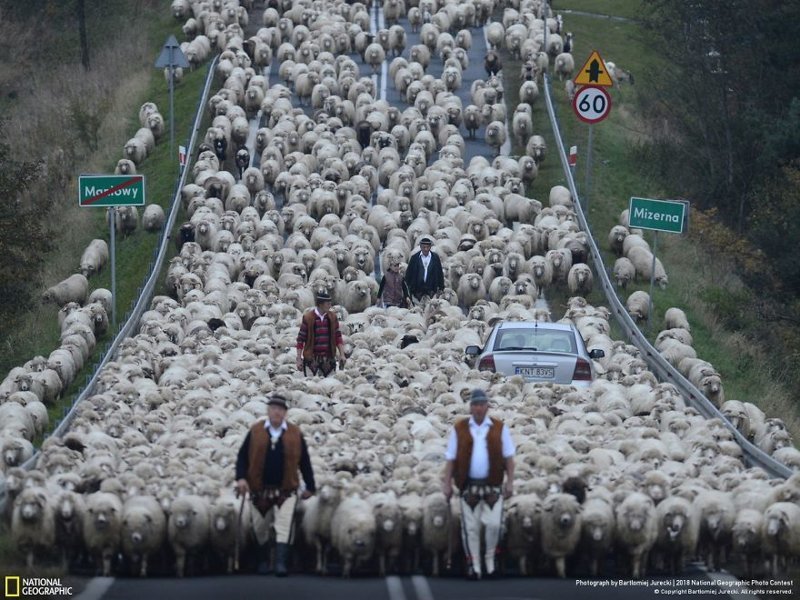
[465,321,605,387]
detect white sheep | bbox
[664,307,691,331]
[614,492,657,578]
[83,491,123,576]
[79,239,109,278]
[331,495,377,577]
[504,492,540,576]
[421,491,452,577]
[626,290,650,323]
[42,274,89,306]
[579,496,615,576]
[613,257,635,289]
[456,272,487,308]
[554,52,575,80]
[168,494,210,577]
[121,495,167,577]
[731,508,764,577]
[302,477,342,574]
[142,204,166,233]
[627,246,668,288]
[368,491,403,576]
[11,486,55,568]
[763,502,800,577]
[540,493,582,578]
[567,263,593,296]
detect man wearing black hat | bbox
[296,291,346,376]
[404,236,444,302]
[235,395,316,576]
[441,388,515,580]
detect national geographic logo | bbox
[4,576,73,597]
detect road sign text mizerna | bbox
[628,197,687,234]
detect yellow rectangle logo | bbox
[5,576,21,598]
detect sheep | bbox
[53,490,85,571]
[11,486,55,568]
[763,502,800,577]
[613,257,635,289]
[79,239,109,278]
[368,491,403,576]
[554,52,575,80]
[626,290,651,323]
[142,204,166,232]
[421,491,452,577]
[627,246,668,288]
[115,158,136,175]
[484,121,507,156]
[331,495,377,577]
[110,205,139,238]
[83,491,123,576]
[567,263,593,296]
[526,135,547,164]
[654,495,700,574]
[549,185,572,207]
[664,307,691,331]
[121,495,167,577]
[579,496,615,576]
[504,493,540,576]
[456,273,487,309]
[42,273,89,307]
[608,225,629,256]
[731,509,764,577]
[168,495,210,577]
[302,477,342,574]
[540,493,582,578]
[614,492,657,578]
[695,490,735,572]
[209,494,250,574]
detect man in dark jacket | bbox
[236,395,316,576]
[404,236,445,301]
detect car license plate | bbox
[515,366,555,378]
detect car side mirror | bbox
[588,349,605,359]
[465,345,482,357]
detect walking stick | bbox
[234,491,246,572]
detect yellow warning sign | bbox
[573,51,614,87]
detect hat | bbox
[419,236,433,246]
[469,388,489,404]
[267,395,289,409]
[315,291,332,302]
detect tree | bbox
[0,123,51,338]
[77,0,90,69]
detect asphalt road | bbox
[70,566,753,600]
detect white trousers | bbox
[459,494,504,576]
[251,493,297,546]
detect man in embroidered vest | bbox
[404,236,444,302]
[296,290,346,376]
[376,259,413,308]
[235,395,316,576]
[441,388,515,580]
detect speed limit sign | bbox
[572,85,612,124]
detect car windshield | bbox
[495,329,575,353]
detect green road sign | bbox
[628,197,687,234]
[78,174,146,207]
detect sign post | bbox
[572,51,613,213]
[628,197,688,330]
[79,174,147,329]
[155,35,190,172]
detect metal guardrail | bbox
[0,56,221,514]
[541,73,791,479]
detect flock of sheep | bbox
[2,0,799,584]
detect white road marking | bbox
[73,577,114,600]
[411,575,435,600]
[386,576,408,600]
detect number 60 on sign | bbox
[572,85,612,124]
